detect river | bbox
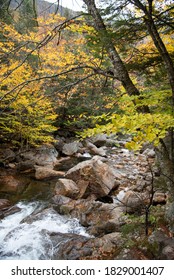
[0,200,90,260]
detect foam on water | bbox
[0,201,89,260]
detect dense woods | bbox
[0,0,174,260]
[0,0,174,153]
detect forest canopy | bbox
[0,0,174,157]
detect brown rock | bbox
[66,158,118,199]
[34,166,65,180]
[0,199,11,210]
[53,232,122,260]
[0,175,21,193]
[55,179,80,199]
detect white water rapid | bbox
[0,201,89,260]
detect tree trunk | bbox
[144,16,174,102]
[130,0,174,161]
[83,0,149,112]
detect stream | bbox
[0,157,92,260]
[0,143,158,260]
[0,200,90,260]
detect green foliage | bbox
[80,89,174,151]
[0,0,12,24]
[16,0,38,33]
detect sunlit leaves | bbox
[81,88,174,150]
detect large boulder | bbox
[20,144,59,167]
[34,166,65,180]
[65,158,118,199]
[52,195,125,236]
[76,201,125,236]
[54,179,80,199]
[52,232,122,260]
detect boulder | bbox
[54,137,65,152]
[53,196,125,236]
[90,134,108,147]
[90,134,118,147]
[0,199,21,219]
[54,179,80,199]
[62,141,82,156]
[142,148,156,158]
[20,144,59,167]
[148,230,174,259]
[65,158,118,199]
[52,195,76,215]
[153,192,167,205]
[16,160,35,172]
[0,173,27,193]
[0,148,16,165]
[34,166,65,180]
[86,141,107,157]
[165,202,174,233]
[122,190,146,214]
[52,232,122,260]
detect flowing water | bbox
[0,201,89,260]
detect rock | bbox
[0,199,21,219]
[86,141,107,157]
[142,148,156,158]
[165,202,174,233]
[77,201,123,235]
[153,192,167,205]
[34,166,65,180]
[52,194,73,206]
[90,134,108,147]
[90,134,119,147]
[0,199,11,210]
[2,205,21,218]
[115,247,149,260]
[20,144,59,167]
[54,179,80,199]
[52,194,125,236]
[16,160,35,172]
[54,137,65,152]
[52,195,76,215]
[0,173,26,193]
[52,232,122,260]
[62,141,82,156]
[0,148,16,165]
[122,190,146,213]
[148,230,174,259]
[65,158,118,199]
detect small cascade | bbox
[0,201,89,260]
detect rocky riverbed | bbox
[0,134,174,259]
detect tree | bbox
[83,0,149,112]
[0,0,12,24]
[16,0,38,33]
[0,22,57,147]
[126,0,174,103]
